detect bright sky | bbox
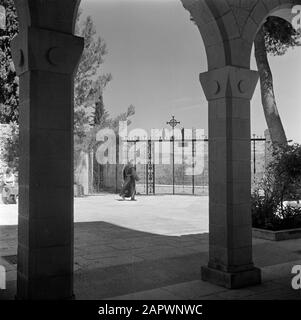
[81,0,301,143]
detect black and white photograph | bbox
[0,0,301,314]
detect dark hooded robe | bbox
[120,163,139,199]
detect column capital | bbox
[200,66,259,101]
[11,27,84,76]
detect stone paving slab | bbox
[110,276,301,300]
[1,221,301,300]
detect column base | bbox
[201,265,261,289]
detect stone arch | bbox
[182,0,258,69]
[183,0,301,70]
[181,0,226,69]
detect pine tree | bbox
[74,11,112,139]
[94,74,111,126]
[74,11,135,151]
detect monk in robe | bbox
[120,160,139,200]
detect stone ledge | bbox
[253,227,301,241]
[201,265,261,289]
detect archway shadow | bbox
[72,221,301,299]
[73,221,208,299]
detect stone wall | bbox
[74,150,90,196]
[101,163,123,193]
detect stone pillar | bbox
[11,26,83,299]
[200,66,261,288]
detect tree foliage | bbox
[74,11,135,153]
[74,10,112,138]
[269,142,301,202]
[252,142,301,230]
[0,0,19,123]
[0,122,19,170]
[264,16,301,56]
[75,104,136,154]
[254,16,301,146]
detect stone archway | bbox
[181,0,301,288]
[10,0,301,299]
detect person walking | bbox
[119,159,139,201]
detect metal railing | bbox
[95,135,266,196]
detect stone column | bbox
[200,66,261,288]
[11,27,83,299]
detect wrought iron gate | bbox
[122,135,266,196]
[96,135,266,195]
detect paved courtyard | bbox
[0,194,209,235]
[0,194,301,300]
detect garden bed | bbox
[251,142,301,241]
[252,227,301,241]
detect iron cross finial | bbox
[166,115,180,129]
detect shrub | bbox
[251,142,301,230]
[0,122,19,172]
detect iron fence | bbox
[94,135,266,196]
